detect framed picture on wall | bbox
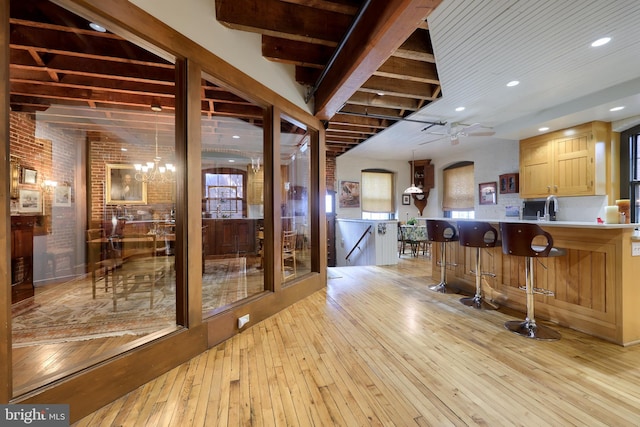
[106,164,147,204]
[402,194,411,205]
[479,181,497,205]
[339,180,360,208]
[53,185,72,207]
[21,167,38,185]
[18,189,42,213]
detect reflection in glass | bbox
[9,0,177,395]
[280,116,312,284]
[200,75,265,316]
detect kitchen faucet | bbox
[541,194,558,221]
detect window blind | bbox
[361,170,394,212]
[442,164,474,211]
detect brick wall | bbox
[10,111,81,279]
[89,137,175,227]
[326,153,336,192]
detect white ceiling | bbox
[343,0,640,161]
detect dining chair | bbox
[282,230,297,280]
[86,228,122,299]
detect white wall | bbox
[128,0,310,114]
[337,138,608,222]
[334,157,419,220]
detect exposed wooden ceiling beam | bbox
[261,36,330,68]
[215,0,353,46]
[313,0,442,121]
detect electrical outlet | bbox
[632,242,640,257]
[238,314,250,329]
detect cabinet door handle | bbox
[554,185,558,192]
[547,186,551,192]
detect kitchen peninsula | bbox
[422,218,640,346]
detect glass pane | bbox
[9,0,177,395]
[280,116,312,285]
[201,75,265,315]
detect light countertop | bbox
[418,217,640,230]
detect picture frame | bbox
[339,180,360,208]
[18,189,42,213]
[53,185,72,207]
[402,194,411,205]
[106,164,147,204]
[21,167,38,185]
[479,181,498,205]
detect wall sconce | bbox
[10,156,20,198]
[251,157,261,173]
[42,178,58,193]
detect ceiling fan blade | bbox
[467,131,495,137]
[460,122,483,133]
[419,135,448,145]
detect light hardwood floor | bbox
[74,255,640,426]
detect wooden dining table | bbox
[399,225,428,257]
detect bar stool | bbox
[499,222,566,340]
[426,219,458,293]
[457,221,499,310]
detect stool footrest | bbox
[437,262,458,267]
[469,269,496,277]
[517,285,555,296]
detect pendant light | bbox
[404,150,422,194]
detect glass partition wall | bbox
[280,115,312,284]
[9,0,179,395]
[200,75,266,315]
[5,0,323,405]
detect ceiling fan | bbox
[420,122,495,145]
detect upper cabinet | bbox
[519,121,610,198]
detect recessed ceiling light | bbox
[228,159,235,163]
[591,37,611,47]
[121,148,128,152]
[89,22,107,33]
[455,107,465,112]
[232,135,240,139]
[610,106,625,112]
[377,92,385,96]
[538,127,549,132]
[506,80,520,87]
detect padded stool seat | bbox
[426,219,459,293]
[500,222,566,340]
[457,221,499,310]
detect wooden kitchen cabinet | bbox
[519,121,610,198]
[11,216,36,303]
[202,218,258,256]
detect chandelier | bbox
[134,105,176,183]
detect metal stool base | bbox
[460,295,498,310]
[428,282,457,294]
[504,320,560,341]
